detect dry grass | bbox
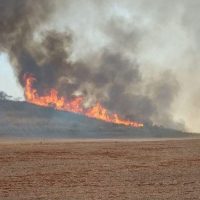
[0,139,200,199]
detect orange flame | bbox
[24,74,144,128]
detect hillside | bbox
[0,100,192,139]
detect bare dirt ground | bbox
[0,139,200,200]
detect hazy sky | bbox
[0,54,23,98]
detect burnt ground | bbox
[0,139,200,199]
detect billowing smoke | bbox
[2,0,200,131]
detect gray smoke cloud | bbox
[1,0,200,132]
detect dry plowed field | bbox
[0,139,200,199]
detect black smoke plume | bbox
[0,0,185,130]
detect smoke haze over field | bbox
[0,0,200,132]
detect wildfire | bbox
[24,74,144,128]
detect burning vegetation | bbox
[24,74,143,128]
[0,0,187,131]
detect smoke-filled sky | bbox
[0,0,200,133]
